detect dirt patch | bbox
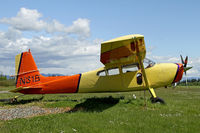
[0,91,10,94]
[0,106,71,120]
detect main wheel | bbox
[150,97,165,104]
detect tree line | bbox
[0,73,15,86]
[177,78,200,86]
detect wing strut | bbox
[135,42,164,104]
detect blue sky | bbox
[0,0,199,76]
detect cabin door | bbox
[121,64,144,91]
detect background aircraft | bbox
[10,34,192,103]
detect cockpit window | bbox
[97,58,155,76]
[122,63,139,73]
[97,68,120,76]
[97,70,106,76]
[143,58,155,68]
[107,68,120,76]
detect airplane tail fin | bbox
[15,49,42,88]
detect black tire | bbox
[150,97,165,104]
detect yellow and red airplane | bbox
[10,34,192,103]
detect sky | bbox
[0,0,200,76]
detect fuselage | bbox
[78,63,180,93]
[15,62,183,94]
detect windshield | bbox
[143,58,156,68]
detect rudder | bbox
[15,49,41,88]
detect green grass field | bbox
[0,86,200,133]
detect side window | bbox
[107,68,119,76]
[122,64,138,73]
[97,70,106,76]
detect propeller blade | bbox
[184,56,188,67]
[180,55,184,64]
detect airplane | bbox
[10,34,192,104]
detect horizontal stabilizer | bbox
[10,86,42,93]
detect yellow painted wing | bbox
[100,34,146,68]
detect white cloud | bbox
[0,8,45,31]
[0,7,101,75]
[4,27,22,41]
[0,29,103,75]
[0,8,90,36]
[66,18,90,37]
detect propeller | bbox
[180,55,192,75]
[171,55,192,88]
[180,55,193,86]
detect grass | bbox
[0,79,15,87]
[0,86,200,133]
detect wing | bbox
[100,34,146,68]
[100,34,159,99]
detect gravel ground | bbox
[0,91,10,94]
[0,106,71,120]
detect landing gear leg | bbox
[40,94,44,100]
[149,88,165,104]
[10,95,24,103]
